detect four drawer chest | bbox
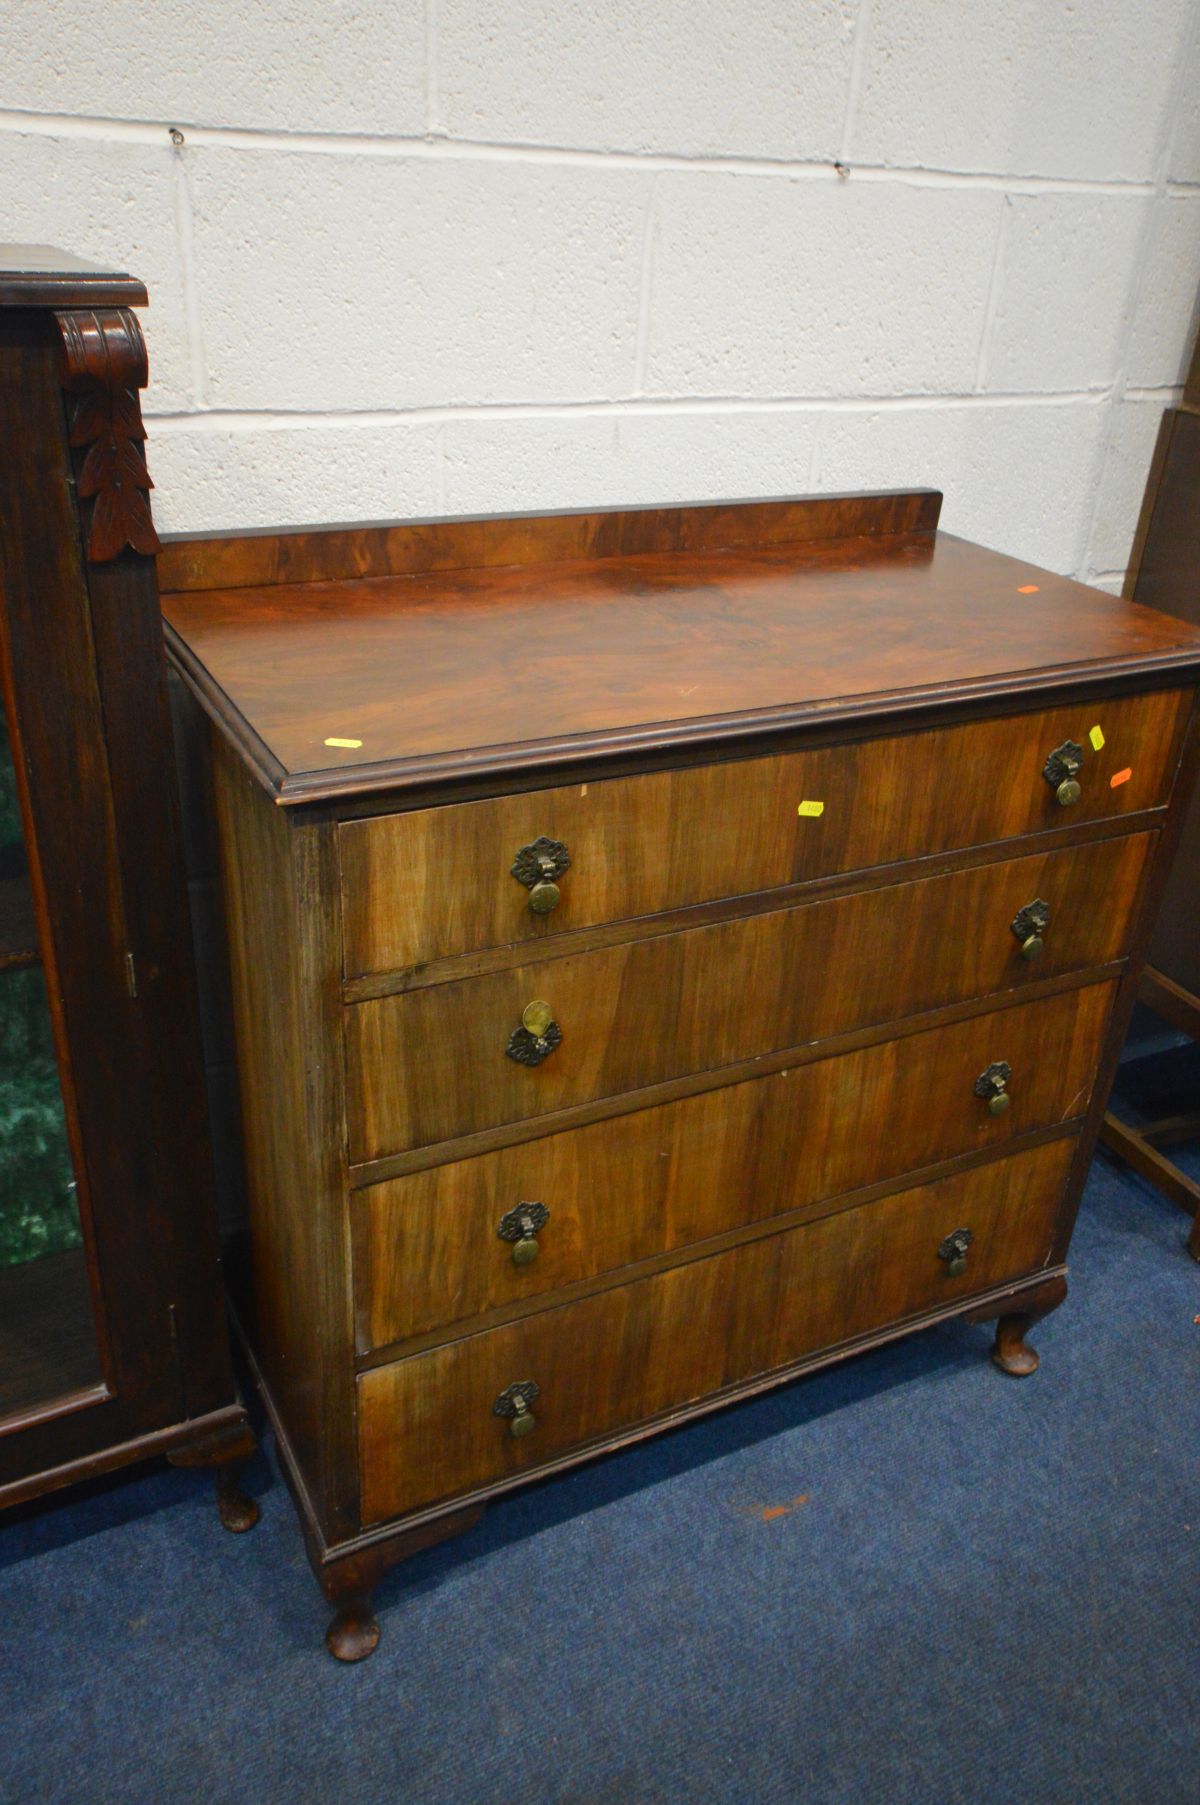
[161,488,1200,1660]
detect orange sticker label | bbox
[1110,768,1132,788]
[1017,584,1040,594]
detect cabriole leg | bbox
[965,1273,1068,1378]
[325,1590,380,1663]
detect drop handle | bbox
[938,1228,974,1278]
[975,1061,1012,1116]
[493,1380,539,1438]
[1043,740,1084,806]
[512,835,570,915]
[506,1000,562,1067]
[498,1201,550,1266]
[1011,899,1049,961]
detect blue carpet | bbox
[1,1148,1197,1805]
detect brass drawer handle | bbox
[1011,898,1049,960]
[498,1201,550,1266]
[512,835,570,915]
[938,1227,973,1277]
[507,1000,562,1067]
[493,1380,539,1438]
[1043,740,1084,806]
[975,1060,1012,1115]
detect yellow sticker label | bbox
[797,800,825,818]
[324,736,363,750]
[1089,724,1105,751]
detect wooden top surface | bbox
[160,493,1200,805]
[0,245,148,309]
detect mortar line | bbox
[434,422,446,510]
[142,389,1113,435]
[973,192,1011,392]
[170,139,208,408]
[425,0,440,136]
[632,175,659,393]
[1125,384,1185,401]
[0,106,1165,195]
[838,0,872,164]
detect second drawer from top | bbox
[345,829,1152,1160]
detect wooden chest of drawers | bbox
[161,489,1200,1660]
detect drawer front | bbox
[353,980,1114,1351]
[340,690,1188,978]
[345,831,1151,1160]
[358,1137,1074,1523]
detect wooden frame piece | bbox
[0,247,255,1520]
[1098,322,1200,1255]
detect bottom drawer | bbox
[358,1136,1074,1524]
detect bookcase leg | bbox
[168,1418,260,1533]
[214,1457,261,1534]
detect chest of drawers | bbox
[161,488,1200,1660]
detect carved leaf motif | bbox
[68,393,112,448]
[68,390,159,561]
[69,386,148,451]
[77,432,154,500]
[88,481,160,562]
[55,307,160,563]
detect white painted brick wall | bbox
[3,0,1199,588]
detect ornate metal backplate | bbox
[1042,741,1083,789]
[938,1227,974,1274]
[974,1060,1012,1100]
[1011,898,1049,945]
[506,1020,563,1066]
[492,1380,540,1420]
[497,1201,551,1243]
[511,836,571,889]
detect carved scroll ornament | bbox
[54,306,160,563]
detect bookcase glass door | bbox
[0,697,102,1419]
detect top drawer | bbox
[340,690,1190,979]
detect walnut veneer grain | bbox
[345,831,1152,1161]
[162,525,1200,804]
[353,980,1115,1353]
[167,486,1200,1658]
[340,689,1187,979]
[357,1137,1075,1523]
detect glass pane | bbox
[0,700,101,1416]
[0,966,80,1268]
